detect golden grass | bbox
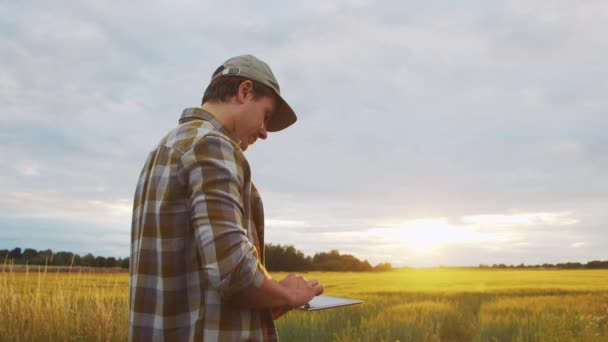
[0,268,128,341]
[1,267,607,341]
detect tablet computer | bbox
[298,295,363,311]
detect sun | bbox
[390,219,489,253]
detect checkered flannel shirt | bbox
[129,108,277,341]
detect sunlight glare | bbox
[373,218,498,254]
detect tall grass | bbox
[274,269,608,341]
[1,264,607,341]
[0,263,128,341]
[275,291,608,341]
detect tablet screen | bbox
[298,295,363,311]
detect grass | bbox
[0,267,128,341]
[274,269,608,341]
[1,266,607,341]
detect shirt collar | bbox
[179,107,241,145]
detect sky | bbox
[1,0,607,267]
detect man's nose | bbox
[258,127,268,140]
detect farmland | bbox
[1,267,607,341]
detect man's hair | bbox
[202,66,275,104]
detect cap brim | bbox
[267,95,297,132]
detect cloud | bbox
[462,212,578,228]
[0,191,131,229]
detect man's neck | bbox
[201,102,237,133]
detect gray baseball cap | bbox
[211,54,297,132]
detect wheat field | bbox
[1,267,607,341]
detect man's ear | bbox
[237,80,254,103]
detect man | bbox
[129,55,323,341]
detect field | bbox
[1,267,607,341]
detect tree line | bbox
[1,245,393,272]
[264,244,393,272]
[0,247,129,269]
[4,246,607,271]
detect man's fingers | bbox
[307,279,319,287]
[312,283,324,296]
[306,278,323,295]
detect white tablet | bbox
[298,295,363,311]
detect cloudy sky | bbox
[1,1,607,267]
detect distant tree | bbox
[82,253,95,267]
[94,256,106,267]
[586,260,608,269]
[361,260,373,272]
[557,262,583,269]
[0,249,7,262]
[373,262,393,272]
[27,255,41,265]
[313,250,341,265]
[37,249,53,265]
[53,251,74,266]
[72,254,82,266]
[120,257,130,269]
[22,248,38,263]
[265,245,383,272]
[105,257,117,268]
[265,244,312,271]
[312,250,373,272]
[8,247,22,260]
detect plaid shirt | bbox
[129,108,277,341]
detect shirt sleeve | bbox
[181,134,266,299]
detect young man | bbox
[129,55,323,341]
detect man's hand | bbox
[231,273,323,315]
[271,275,323,319]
